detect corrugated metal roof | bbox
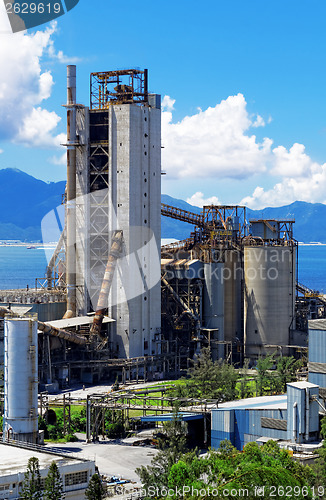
[309,319,326,330]
[141,413,204,422]
[217,395,287,410]
[41,316,115,329]
[287,381,318,389]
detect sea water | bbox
[0,244,324,292]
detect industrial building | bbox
[0,65,323,390]
[308,319,326,402]
[0,441,95,499]
[211,381,320,451]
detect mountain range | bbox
[0,168,325,243]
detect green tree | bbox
[187,347,238,401]
[85,474,106,500]
[238,358,254,399]
[43,461,64,500]
[256,354,274,395]
[274,356,302,393]
[136,406,196,493]
[139,439,316,500]
[20,457,42,500]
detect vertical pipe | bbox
[305,388,310,442]
[65,65,77,317]
[293,402,297,442]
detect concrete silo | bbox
[244,220,296,360]
[3,317,38,443]
[203,262,224,359]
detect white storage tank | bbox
[3,317,38,443]
[244,245,296,360]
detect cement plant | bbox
[0,67,326,498]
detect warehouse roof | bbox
[217,394,287,411]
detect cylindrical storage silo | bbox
[203,263,224,360]
[244,245,296,360]
[224,249,243,344]
[3,317,38,443]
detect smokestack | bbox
[65,65,77,317]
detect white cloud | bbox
[240,145,326,209]
[47,39,81,64]
[162,95,175,112]
[187,192,220,207]
[49,152,66,165]
[162,93,272,180]
[162,94,326,209]
[17,107,66,148]
[0,16,65,149]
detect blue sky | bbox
[0,0,326,208]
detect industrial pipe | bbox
[0,306,87,345]
[305,387,310,442]
[65,65,77,317]
[37,321,87,345]
[293,401,297,442]
[90,230,124,339]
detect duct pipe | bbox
[305,387,310,442]
[293,402,297,442]
[0,307,86,345]
[161,277,201,335]
[46,229,65,290]
[90,230,123,339]
[37,321,87,345]
[65,65,77,317]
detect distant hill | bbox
[0,168,65,241]
[0,169,325,243]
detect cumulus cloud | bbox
[240,144,326,208]
[187,192,220,207]
[17,107,66,148]
[162,95,175,112]
[0,14,65,149]
[162,94,326,209]
[162,93,272,180]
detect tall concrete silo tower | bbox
[65,67,161,359]
[244,220,296,360]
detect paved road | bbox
[50,438,157,483]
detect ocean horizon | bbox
[0,243,324,293]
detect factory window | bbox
[144,220,147,224]
[144,117,147,121]
[144,193,147,197]
[0,484,10,491]
[144,296,147,301]
[65,471,88,487]
[144,151,147,156]
[144,178,147,182]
